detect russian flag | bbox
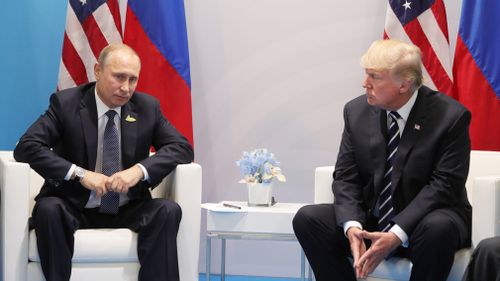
[453,0,500,150]
[124,0,193,146]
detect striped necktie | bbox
[100,110,120,214]
[378,111,401,232]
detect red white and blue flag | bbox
[384,0,453,96]
[453,0,500,151]
[58,0,194,145]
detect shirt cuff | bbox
[343,221,363,237]
[389,224,409,247]
[137,163,150,182]
[65,164,76,181]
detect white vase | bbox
[247,182,273,206]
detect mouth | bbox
[114,95,129,100]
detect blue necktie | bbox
[100,110,120,214]
[378,111,401,232]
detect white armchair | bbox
[314,150,500,281]
[0,151,202,281]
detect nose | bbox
[362,76,371,89]
[120,81,130,93]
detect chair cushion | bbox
[368,256,412,280]
[29,229,139,263]
[368,248,471,281]
[447,248,472,281]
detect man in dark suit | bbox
[293,39,471,281]
[14,43,194,281]
[462,237,500,281]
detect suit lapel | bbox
[80,87,98,171]
[121,101,138,169]
[370,107,388,195]
[392,90,426,190]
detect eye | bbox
[129,77,138,84]
[114,74,126,82]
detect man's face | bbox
[363,68,407,111]
[94,50,140,108]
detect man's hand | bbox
[356,231,402,278]
[347,227,366,278]
[80,170,109,197]
[106,165,144,193]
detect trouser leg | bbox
[462,237,500,281]
[408,208,470,281]
[32,197,80,281]
[292,204,356,281]
[119,198,182,281]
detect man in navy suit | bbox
[293,40,471,281]
[14,43,193,281]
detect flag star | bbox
[403,1,412,10]
[79,0,87,5]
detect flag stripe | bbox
[430,0,449,42]
[106,0,123,36]
[418,9,452,79]
[65,5,97,81]
[57,59,77,90]
[404,20,453,94]
[81,15,110,59]
[93,3,123,44]
[61,33,89,86]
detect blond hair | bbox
[361,39,423,89]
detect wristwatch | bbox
[74,166,86,182]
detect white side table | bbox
[202,201,312,281]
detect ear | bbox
[399,79,412,94]
[94,63,100,80]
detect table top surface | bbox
[202,201,308,214]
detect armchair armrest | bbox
[314,166,335,204]
[163,163,202,281]
[471,176,500,246]
[0,151,30,281]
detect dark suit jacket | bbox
[332,86,472,236]
[14,82,194,210]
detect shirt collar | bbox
[94,87,121,120]
[387,88,418,121]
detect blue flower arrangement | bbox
[236,148,286,184]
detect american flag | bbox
[384,0,452,96]
[58,0,194,145]
[58,0,123,89]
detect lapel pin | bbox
[125,115,137,122]
[414,124,421,130]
